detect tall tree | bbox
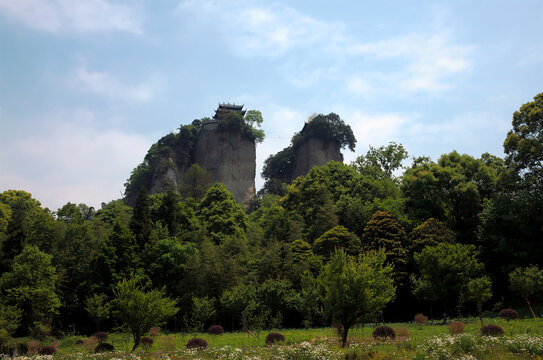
[129,188,152,250]
[198,183,248,244]
[113,275,178,351]
[321,249,395,347]
[412,243,486,322]
[0,245,60,335]
[503,92,543,198]
[362,211,408,284]
[509,265,543,319]
[354,142,408,179]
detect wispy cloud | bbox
[73,67,160,103]
[176,0,342,58]
[0,109,153,210]
[346,33,474,93]
[0,0,143,34]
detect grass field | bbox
[4,317,543,359]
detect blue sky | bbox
[0,0,542,211]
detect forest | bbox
[0,93,542,355]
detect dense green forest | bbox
[0,93,542,348]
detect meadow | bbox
[4,316,543,360]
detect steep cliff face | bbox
[292,137,343,180]
[193,122,256,203]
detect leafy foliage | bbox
[0,245,60,336]
[113,275,178,351]
[509,265,543,318]
[321,249,395,347]
[412,243,486,318]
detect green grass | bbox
[6,317,543,359]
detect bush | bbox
[93,332,108,343]
[26,340,39,355]
[208,325,224,335]
[140,336,153,351]
[158,335,176,351]
[94,342,115,353]
[414,313,428,324]
[481,324,504,336]
[499,309,519,321]
[186,338,208,349]
[448,321,465,335]
[75,339,84,345]
[395,326,409,337]
[38,345,57,355]
[372,326,395,340]
[149,326,161,336]
[266,332,285,345]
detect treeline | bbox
[0,93,542,342]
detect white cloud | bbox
[347,33,474,93]
[176,0,342,58]
[0,109,153,210]
[73,67,160,103]
[0,0,143,34]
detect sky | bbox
[0,0,542,211]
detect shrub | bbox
[208,325,224,335]
[499,309,519,321]
[26,340,39,355]
[75,339,84,345]
[84,336,98,352]
[266,332,285,345]
[38,345,57,355]
[94,342,115,353]
[149,326,161,336]
[481,324,504,336]
[93,332,108,343]
[414,313,428,324]
[186,338,208,349]
[158,335,176,351]
[395,326,409,337]
[448,321,465,334]
[140,336,153,351]
[372,326,396,340]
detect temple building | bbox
[213,103,246,119]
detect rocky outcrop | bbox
[292,137,343,180]
[193,121,256,203]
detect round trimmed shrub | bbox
[265,332,285,345]
[448,321,465,335]
[186,338,208,349]
[373,326,395,340]
[149,326,161,336]
[499,309,519,321]
[38,346,57,355]
[93,332,108,343]
[95,342,115,353]
[208,325,225,335]
[481,324,504,336]
[414,313,428,324]
[140,336,153,350]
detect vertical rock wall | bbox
[292,137,343,180]
[193,121,256,203]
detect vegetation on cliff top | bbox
[261,113,355,186]
[124,109,264,201]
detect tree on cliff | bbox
[292,113,356,151]
[261,113,356,189]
